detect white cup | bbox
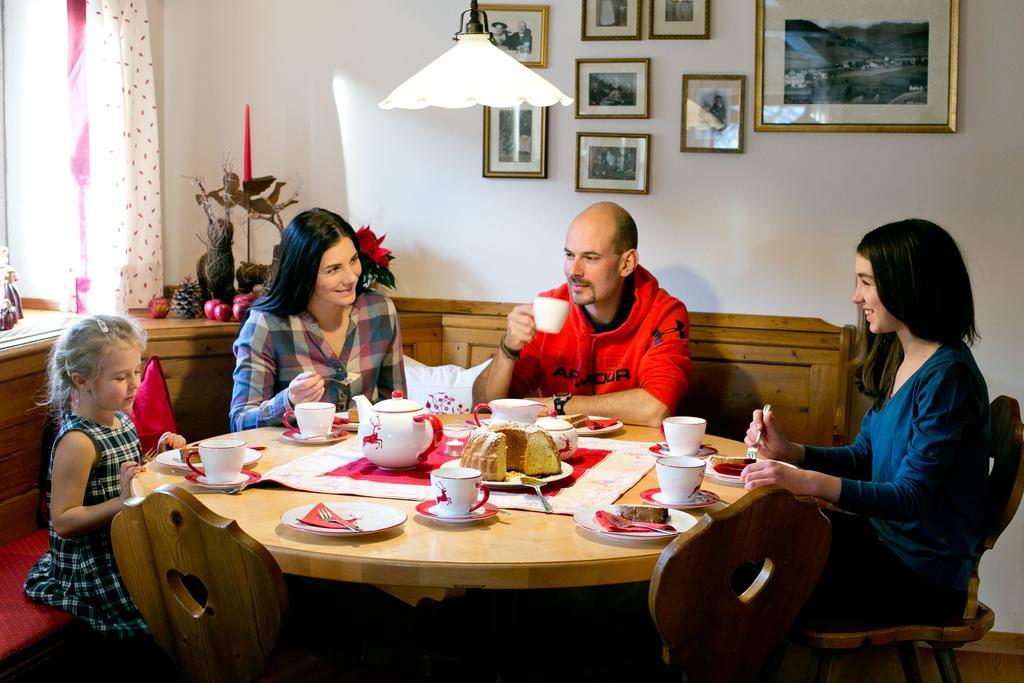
[283,401,335,438]
[187,438,246,484]
[532,297,570,334]
[663,416,707,456]
[656,455,706,504]
[430,467,491,517]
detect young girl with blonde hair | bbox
[25,314,185,639]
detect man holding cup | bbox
[473,202,693,426]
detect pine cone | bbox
[171,276,203,318]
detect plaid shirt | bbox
[230,292,406,431]
[24,413,149,639]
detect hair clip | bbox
[96,318,109,334]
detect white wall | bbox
[153,1,1024,631]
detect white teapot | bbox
[351,391,443,469]
[536,416,578,460]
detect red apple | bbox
[232,300,253,322]
[203,299,223,320]
[212,302,233,322]
[233,293,257,306]
[148,297,170,319]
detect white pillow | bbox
[403,355,491,415]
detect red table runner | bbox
[322,446,611,496]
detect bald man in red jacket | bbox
[473,202,693,426]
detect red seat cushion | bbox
[0,530,75,660]
[129,355,179,453]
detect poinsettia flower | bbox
[356,225,392,268]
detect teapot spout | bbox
[351,394,374,424]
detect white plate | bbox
[704,458,796,485]
[438,459,573,489]
[155,447,262,472]
[575,416,625,436]
[573,506,697,540]
[280,502,406,537]
[334,412,359,432]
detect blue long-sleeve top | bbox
[802,341,990,590]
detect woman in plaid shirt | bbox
[230,208,406,431]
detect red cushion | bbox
[0,531,75,660]
[129,355,179,453]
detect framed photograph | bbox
[576,59,650,119]
[682,75,744,153]
[755,0,959,133]
[480,4,549,69]
[581,0,641,41]
[483,104,548,178]
[649,0,710,40]
[575,133,650,194]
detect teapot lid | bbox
[536,416,573,431]
[373,390,422,413]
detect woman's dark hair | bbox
[252,208,364,316]
[854,218,977,407]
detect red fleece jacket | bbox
[510,266,693,412]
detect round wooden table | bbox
[132,420,751,604]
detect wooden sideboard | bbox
[0,300,855,545]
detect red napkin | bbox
[594,510,675,533]
[714,461,752,476]
[298,502,358,529]
[584,418,619,430]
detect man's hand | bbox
[505,304,537,352]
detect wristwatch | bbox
[553,391,572,416]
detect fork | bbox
[747,404,772,459]
[603,511,677,535]
[139,447,157,465]
[317,507,361,531]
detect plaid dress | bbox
[229,292,407,431]
[23,412,148,639]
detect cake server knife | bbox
[520,476,553,513]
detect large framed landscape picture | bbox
[755,0,959,133]
[575,133,650,194]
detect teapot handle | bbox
[472,403,492,426]
[414,414,443,462]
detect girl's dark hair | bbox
[854,218,977,407]
[253,208,365,316]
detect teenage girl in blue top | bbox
[742,219,990,621]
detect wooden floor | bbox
[776,643,1024,682]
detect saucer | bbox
[639,488,721,509]
[184,469,261,489]
[282,428,348,444]
[155,447,262,472]
[414,500,499,524]
[648,444,718,458]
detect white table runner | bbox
[260,437,656,515]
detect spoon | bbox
[747,404,772,459]
[520,476,553,513]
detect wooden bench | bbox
[394,298,856,447]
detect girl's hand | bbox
[157,432,186,453]
[118,461,142,501]
[741,460,840,503]
[288,371,325,406]
[744,408,804,465]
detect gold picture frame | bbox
[681,74,744,153]
[649,0,710,40]
[483,104,549,179]
[755,0,959,133]
[479,4,549,69]
[575,132,650,194]
[576,58,650,119]
[581,0,642,41]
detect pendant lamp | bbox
[379,1,573,110]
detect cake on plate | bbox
[460,422,561,481]
[613,504,669,523]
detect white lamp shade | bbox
[379,34,573,109]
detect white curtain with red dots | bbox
[80,0,163,312]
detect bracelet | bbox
[499,336,521,360]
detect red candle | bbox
[243,104,252,182]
